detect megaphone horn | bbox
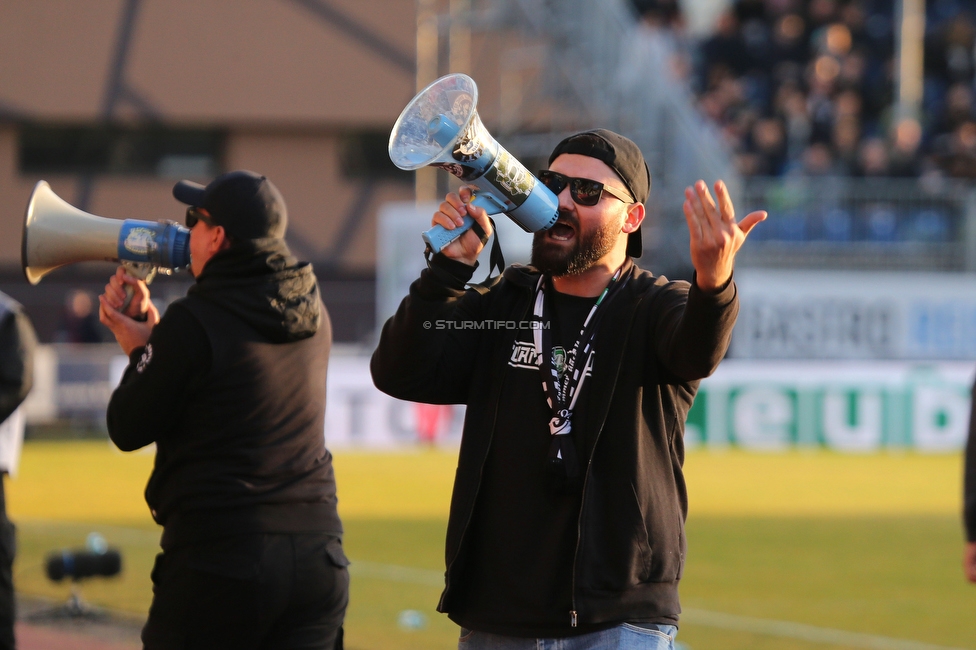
[389,73,559,253]
[22,181,191,286]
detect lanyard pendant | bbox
[549,410,572,436]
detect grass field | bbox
[6,441,976,649]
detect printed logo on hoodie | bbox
[508,340,540,370]
[136,343,153,373]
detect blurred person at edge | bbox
[57,289,103,343]
[0,291,37,650]
[98,171,347,650]
[371,130,766,650]
[966,377,976,583]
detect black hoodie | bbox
[107,239,341,548]
[372,254,738,632]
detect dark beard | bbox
[531,211,620,277]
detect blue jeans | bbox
[458,624,678,649]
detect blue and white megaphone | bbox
[389,73,559,253]
[22,180,191,310]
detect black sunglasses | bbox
[185,207,216,228]
[537,170,634,206]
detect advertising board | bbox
[732,270,976,360]
[685,360,974,451]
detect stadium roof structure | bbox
[0,0,416,127]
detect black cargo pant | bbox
[142,532,349,650]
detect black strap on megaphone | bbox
[424,216,506,295]
[469,217,505,290]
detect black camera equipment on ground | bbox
[45,548,122,582]
[27,542,124,621]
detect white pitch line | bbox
[350,561,972,650]
[681,608,971,650]
[350,560,445,587]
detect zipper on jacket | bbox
[569,381,619,628]
[568,276,641,630]
[569,454,594,628]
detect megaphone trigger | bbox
[118,261,157,314]
[469,192,508,215]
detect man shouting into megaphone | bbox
[371,130,765,650]
[99,171,348,650]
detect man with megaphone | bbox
[98,171,348,650]
[372,130,766,650]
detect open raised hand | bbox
[683,180,766,292]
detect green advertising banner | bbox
[685,361,974,451]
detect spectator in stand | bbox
[806,58,838,143]
[688,0,976,180]
[925,10,975,89]
[834,89,862,122]
[934,83,975,138]
[888,118,923,177]
[935,121,976,178]
[802,142,836,175]
[856,137,890,176]
[776,83,813,167]
[749,117,789,175]
[771,12,810,70]
[699,10,752,90]
[832,116,861,174]
[808,0,840,32]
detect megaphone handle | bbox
[118,262,157,314]
[422,193,506,254]
[423,216,474,255]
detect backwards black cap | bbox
[548,129,651,258]
[173,170,287,240]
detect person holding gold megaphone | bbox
[372,124,765,649]
[99,171,348,650]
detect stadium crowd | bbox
[633,0,976,179]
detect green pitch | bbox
[7,441,975,649]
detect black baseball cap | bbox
[548,129,651,258]
[173,170,288,240]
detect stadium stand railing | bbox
[736,176,976,272]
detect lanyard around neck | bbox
[532,265,627,436]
